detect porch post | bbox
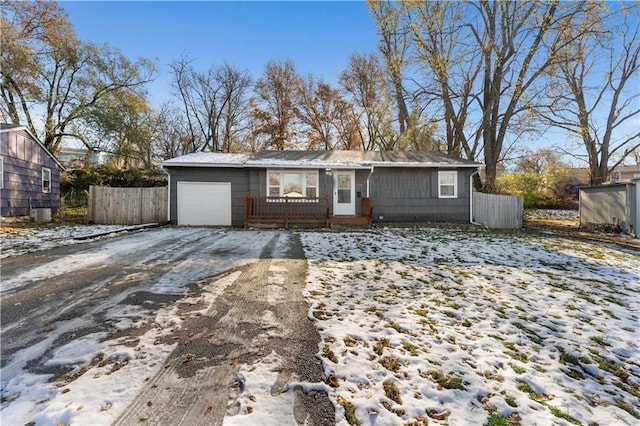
[243,195,249,228]
[284,197,289,229]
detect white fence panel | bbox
[473,192,523,229]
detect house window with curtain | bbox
[267,170,318,198]
[42,167,51,193]
[438,170,457,198]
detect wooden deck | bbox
[244,196,373,229]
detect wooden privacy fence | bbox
[472,191,523,229]
[88,185,167,225]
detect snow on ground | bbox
[3,226,638,425]
[223,351,297,426]
[0,224,141,259]
[525,209,579,220]
[301,228,640,426]
[1,228,279,425]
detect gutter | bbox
[470,169,481,225]
[160,161,481,170]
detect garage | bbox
[177,182,232,226]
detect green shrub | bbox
[61,164,167,205]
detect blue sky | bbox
[60,1,379,104]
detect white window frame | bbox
[42,167,51,193]
[438,170,458,198]
[0,156,3,190]
[267,169,319,199]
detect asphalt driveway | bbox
[1,228,334,425]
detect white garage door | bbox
[177,182,232,226]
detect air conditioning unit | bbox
[30,208,52,222]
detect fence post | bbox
[284,197,289,229]
[88,185,94,223]
[138,187,143,224]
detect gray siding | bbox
[580,184,636,232]
[370,167,472,223]
[1,129,62,216]
[164,165,476,226]
[165,167,250,226]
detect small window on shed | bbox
[438,170,457,198]
[42,167,51,193]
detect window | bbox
[438,170,457,198]
[42,167,51,193]
[267,170,318,198]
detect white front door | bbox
[333,170,356,215]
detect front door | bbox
[333,170,356,215]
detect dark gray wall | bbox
[252,169,354,215]
[1,129,62,216]
[165,167,250,226]
[370,167,473,223]
[165,165,476,226]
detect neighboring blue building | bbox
[1,124,65,217]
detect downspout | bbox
[470,169,481,225]
[366,165,374,198]
[625,183,631,233]
[634,177,640,238]
[167,174,171,223]
[162,167,171,223]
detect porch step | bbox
[327,216,371,228]
[246,218,327,229]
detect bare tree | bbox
[403,0,603,191]
[169,56,201,153]
[514,148,566,175]
[294,75,350,150]
[406,1,482,159]
[541,6,640,185]
[148,102,192,160]
[170,57,252,153]
[217,63,252,152]
[251,60,301,150]
[339,52,395,151]
[368,0,412,136]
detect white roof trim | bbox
[161,161,480,169]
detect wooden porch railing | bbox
[244,196,330,228]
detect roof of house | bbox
[1,123,64,170]
[613,165,640,175]
[162,150,481,169]
[0,123,24,132]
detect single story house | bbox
[161,150,481,227]
[579,178,640,237]
[56,146,110,168]
[1,124,65,217]
[609,165,640,183]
